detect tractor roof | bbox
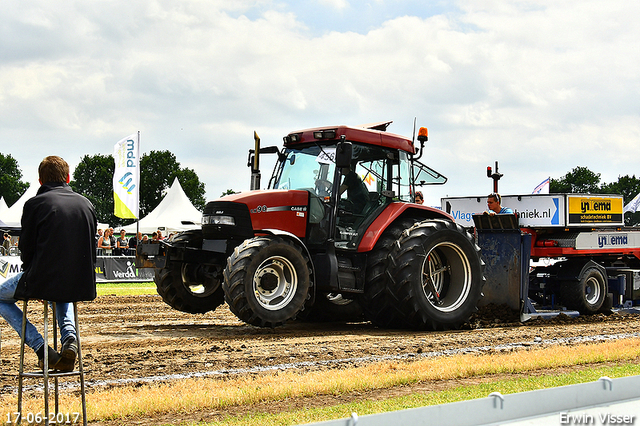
[283,122,416,154]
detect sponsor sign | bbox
[574,231,640,250]
[0,256,22,284]
[96,257,155,282]
[442,194,624,228]
[567,195,623,225]
[1,256,154,284]
[442,195,564,227]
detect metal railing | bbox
[301,375,640,426]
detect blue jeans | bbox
[0,272,76,353]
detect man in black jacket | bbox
[0,156,97,371]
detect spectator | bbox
[97,229,113,255]
[129,232,142,252]
[95,228,103,247]
[157,230,164,241]
[115,229,129,255]
[2,233,11,256]
[108,227,116,249]
[142,235,149,243]
[414,191,424,205]
[151,232,158,243]
[0,155,97,371]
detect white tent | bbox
[122,178,202,235]
[0,182,39,228]
[0,197,8,217]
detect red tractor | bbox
[137,122,484,329]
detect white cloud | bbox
[317,0,350,10]
[1,0,639,208]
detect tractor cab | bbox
[269,125,447,250]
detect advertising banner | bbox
[442,194,624,228]
[95,257,155,282]
[567,195,624,225]
[113,133,140,219]
[1,256,154,285]
[442,194,564,228]
[0,255,22,284]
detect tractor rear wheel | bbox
[358,218,417,328]
[387,219,484,330]
[223,236,312,327]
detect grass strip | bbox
[5,337,640,424]
[202,363,640,426]
[96,282,156,296]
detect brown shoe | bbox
[54,337,78,372]
[37,346,61,371]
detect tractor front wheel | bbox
[155,262,225,314]
[223,236,312,327]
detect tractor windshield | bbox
[272,146,337,198]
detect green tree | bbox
[221,189,238,197]
[0,153,30,206]
[550,166,601,194]
[139,150,206,217]
[600,175,640,202]
[71,154,117,225]
[601,175,640,226]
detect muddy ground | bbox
[1,294,640,424]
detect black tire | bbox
[358,218,417,328]
[561,266,606,314]
[387,219,484,330]
[154,230,225,314]
[155,262,225,314]
[223,236,312,327]
[297,293,364,323]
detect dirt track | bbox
[2,294,640,423]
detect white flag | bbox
[532,177,550,194]
[623,192,640,214]
[113,132,140,219]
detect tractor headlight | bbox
[202,215,235,226]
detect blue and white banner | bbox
[623,192,640,214]
[532,177,550,194]
[113,132,140,219]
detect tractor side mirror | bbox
[336,140,352,169]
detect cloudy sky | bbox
[2,0,639,207]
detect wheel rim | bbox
[181,263,221,297]
[253,256,298,310]
[421,242,472,312]
[584,276,602,306]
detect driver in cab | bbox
[339,166,369,214]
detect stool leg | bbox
[17,300,27,426]
[52,302,59,417]
[43,302,50,426]
[74,303,88,426]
